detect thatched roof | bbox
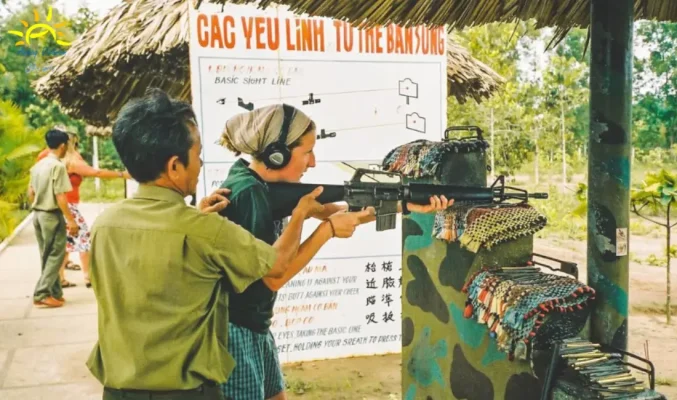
[34,0,503,127]
[34,0,190,127]
[220,0,677,45]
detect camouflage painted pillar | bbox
[401,141,541,400]
[587,0,632,351]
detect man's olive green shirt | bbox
[29,153,72,211]
[86,185,276,390]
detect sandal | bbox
[65,262,81,271]
[61,280,77,288]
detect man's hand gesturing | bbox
[198,188,231,214]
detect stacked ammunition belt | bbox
[381,138,489,179]
[462,265,595,360]
[559,338,649,399]
[431,203,547,248]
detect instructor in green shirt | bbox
[86,89,324,400]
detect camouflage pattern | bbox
[401,150,542,399]
[587,0,632,351]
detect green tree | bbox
[633,21,677,149]
[0,99,45,239]
[1,1,110,166]
[555,28,591,65]
[631,169,677,324]
[0,0,75,107]
[68,6,99,35]
[540,52,589,184]
[447,21,540,177]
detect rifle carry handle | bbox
[443,125,485,142]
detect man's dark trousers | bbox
[33,210,66,302]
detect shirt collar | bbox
[233,158,266,185]
[133,184,187,204]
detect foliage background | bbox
[1,0,677,242]
[0,0,122,241]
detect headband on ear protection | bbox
[260,104,295,170]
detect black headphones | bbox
[260,104,296,170]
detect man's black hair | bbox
[112,88,198,183]
[45,129,69,149]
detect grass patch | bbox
[530,184,587,241]
[644,254,668,267]
[79,178,126,203]
[630,252,644,264]
[630,220,663,238]
[285,377,316,395]
[631,303,677,317]
[0,208,30,242]
[656,377,676,386]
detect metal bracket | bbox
[530,253,579,280]
[599,343,657,391]
[443,125,485,141]
[349,168,403,184]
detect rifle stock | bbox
[268,182,346,221]
[266,169,548,230]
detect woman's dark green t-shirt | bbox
[219,159,285,334]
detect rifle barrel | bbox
[406,183,495,203]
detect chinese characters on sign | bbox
[365,261,401,326]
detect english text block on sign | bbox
[273,257,402,364]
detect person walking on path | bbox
[37,132,131,288]
[87,88,316,400]
[28,128,79,308]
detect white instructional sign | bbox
[188,1,447,362]
[125,179,139,198]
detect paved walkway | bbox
[0,204,111,400]
[2,203,674,399]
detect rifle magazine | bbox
[376,214,397,231]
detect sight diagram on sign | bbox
[237,97,254,111]
[302,93,322,105]
[214,90,430,139]
[406,112,426,134]
[316,128,336,140]
[212,89,429,137]
[213,76,420,111]
[202,66,436,165]
[398,78,418,105]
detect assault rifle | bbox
[267,169,548,231]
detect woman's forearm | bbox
[263,221,333,291]
[69,162,125,179]
[310,202,347,220]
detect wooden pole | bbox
[587,0,633,350]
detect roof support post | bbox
[587,0,633,351]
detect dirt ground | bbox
[281,235,677,400]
